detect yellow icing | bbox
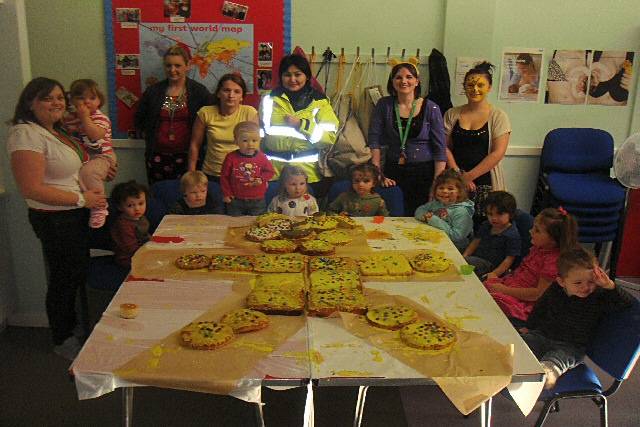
[332,370,373,377]
[370,350,384,363]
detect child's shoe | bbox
[89,205,109,228]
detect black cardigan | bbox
[134,78,212,160]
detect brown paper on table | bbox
[225,226,372,256]
[339,290,513,415]
[114,281,306,396]
[357,250,463,283]
[130,248,259,280]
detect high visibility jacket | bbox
[260,90,339,183]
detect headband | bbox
[388,57,420,76]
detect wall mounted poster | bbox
[498,49,543,102]
[545,50,592,105]
[586,51,634,106]
[106,0,288,136]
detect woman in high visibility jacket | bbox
[260,54,339,198]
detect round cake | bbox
[366,304,418,330]
[410,251,452,273]
[400,321,456,351]
[299,239,335,255]
[180,321,234,350]
[317,230,353,245]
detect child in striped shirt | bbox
[65,79,117,228]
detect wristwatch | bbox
[76,192,86,208]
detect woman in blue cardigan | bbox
[368,58,447,215]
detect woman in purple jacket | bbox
[368,59,447,215]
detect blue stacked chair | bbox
[530,128,626,244]
[327,179,405,217]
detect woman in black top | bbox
[135,45,211,184]
[444,62,511,226]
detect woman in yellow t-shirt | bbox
[188,74,258,181]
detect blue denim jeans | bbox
[226,198,266,216]
[521,329,585,376]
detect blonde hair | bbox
[180,171,208,193]
[233,121,260,140]
[69,79,105,108]
[278,165,308,197]
[164,45,190,65]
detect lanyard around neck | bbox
[52,128,85,162]
[394,100,417,152]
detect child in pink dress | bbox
[484,207,578,326]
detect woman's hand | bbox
[461,172,476,192]
[284,115,301,129]
[106,162,118,181]
[84,190,107,209]
[380,176,396,187]
[223,196,233,203]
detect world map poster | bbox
[139,22,254,93]
[106,0,287,136]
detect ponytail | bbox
[537,207,578,253]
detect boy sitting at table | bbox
[463,191,521,279]
[168,170,223,215]
[220,121,275,216]
[519,246,634,389]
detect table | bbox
[72,215,544,426]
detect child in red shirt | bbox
[220,121,275,216]
[110,180,150,268]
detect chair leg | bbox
[551,400,559,413]
[597,396,608,427]
[534,398,558,427]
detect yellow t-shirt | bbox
[197,104,258,176]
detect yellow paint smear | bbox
[420,295,430,304]
[322,342,360,349]
[283,350,324,365]
[147,358,160,369]
[332,370,373,377]
[230,341,274,353]
[106,334,115,342]
[151,345,164,357]
[370,350,384,363]
[444,314,480,329]
[445,290,456,298]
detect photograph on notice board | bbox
[164,0,191,20]
[499,49,543,102]
[222,1,249,21]
[545,50,592,105]
[116,54,140,70]
[257,69,272,91]
[116,8,140,28]
[258,42,273,67]
[586,51,634,106]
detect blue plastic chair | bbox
[148,179,224,231]
[511,209,534,268]
[327,179,405,217]
[531,128,626,244]
[534,298,640,427]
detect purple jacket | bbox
[367,96,446,164]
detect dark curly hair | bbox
[111,180,149,208]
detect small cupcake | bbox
[119,303,139,319]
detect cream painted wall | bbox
[4,0,638,325]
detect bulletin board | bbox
[105,0,290,137]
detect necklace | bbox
[49,127,85,162]
[162,88,187,142]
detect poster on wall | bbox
[545,50,593,105]
[498,49,543,102]
[139,23,254,93]
[106,0,288,137]
[455,57,487,96]
[586,51,634,106]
